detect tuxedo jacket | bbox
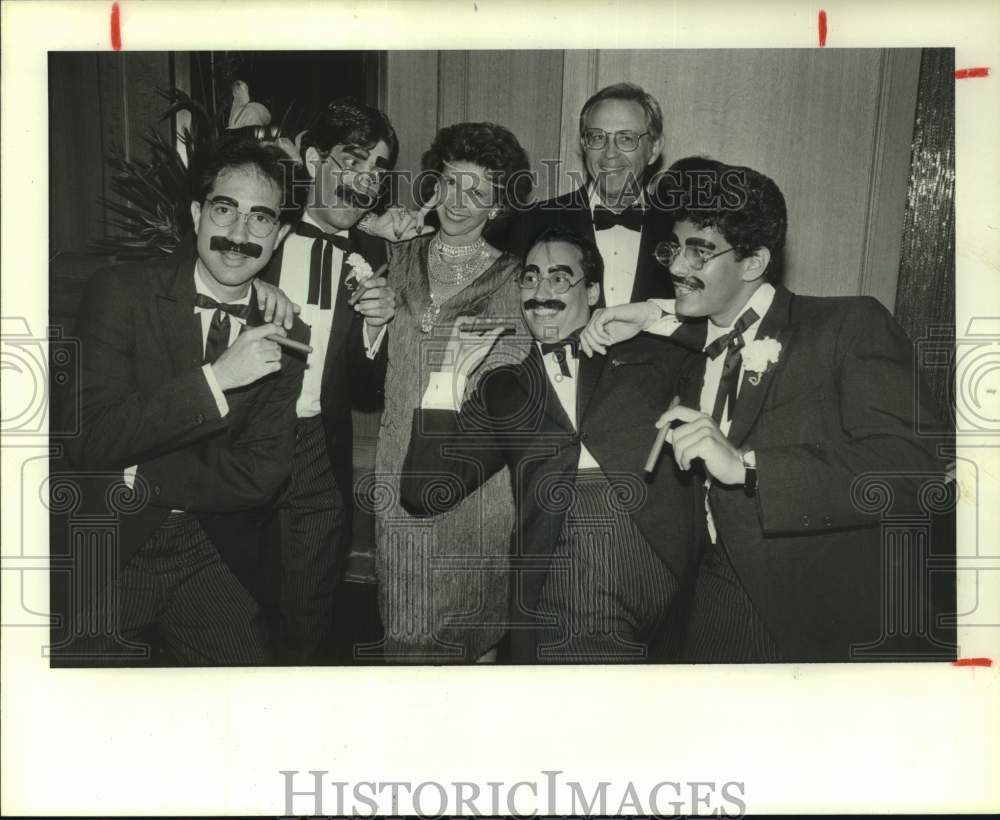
[507,186,675,305]
[60,254,309,588]
[400,334,700,662]
[675,286,954,662]
[259,227,388,501]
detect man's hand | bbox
[211,323,285,391]
[253,280,300,330]
[446,316,509,382]
[366,206,434,242]
[349,276,397,328]
[656,404,746,485]
[580,301,662,357]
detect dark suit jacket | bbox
[675,286,955,662]
[507,186,675,305]
[60,254,309,587]
[259,227,388,508]
[399,334,700,662]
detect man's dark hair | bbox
[300,98,399,168]
[579,82,664,143]
[419,121,534,220]
[192,137,302,225]
[528,226,604,286]
[671,163,787,280]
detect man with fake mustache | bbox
[253,99,401,664]
[579,162,953,663]
[55,139,310,665]
[398,226,699,663]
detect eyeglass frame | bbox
[204,197,280,238]
[654,240,736,271]
[516,267,590,295]
[581,128,651,153]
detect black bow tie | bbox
[593,205,644,232]
[192,292,251,320]
[539,336,580,378]
[295,222,355,309]
[295,221,354,253]
[703,308,760,359]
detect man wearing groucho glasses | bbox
[398,227,698,663]
[255,99,400,664]
[56,139,309,665]
[511,82,676,308]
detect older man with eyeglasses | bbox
[509,82,676,308]
[398,227,700,664]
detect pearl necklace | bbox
[421,235,493,333]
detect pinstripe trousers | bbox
[535,469,681,663]
[273,416,347,664]
[682,536,783,663]
[63,512,270,666]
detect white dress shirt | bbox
[588,187,644,308]
[420,344,600,469]
[277,212,386,418]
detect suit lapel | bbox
[727,286,795,447]
[155,258,205,374]
[517,346,574,432]
[632,207,668,302]
[575,343,607,422]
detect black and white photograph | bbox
[3,0,998,816]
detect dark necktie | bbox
[593,204,644,232]
[295,222,355,310]
[705,307,760,425]
[540,336,580,378]
[193,295,252,365]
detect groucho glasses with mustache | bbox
[516,266,588,295]
[654,240,736,271]
[205,198,279,238]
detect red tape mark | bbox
[953,657,993,667]
[111,2,122,51]
[818,10,827,47]
[955,67,990,79]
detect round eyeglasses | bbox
[654,240,735,271]
[582,129,650,153]
[516,269,588,295]
[205,199,279,238]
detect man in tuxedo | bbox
[511,82,674,306]
[580,163,953,662]
[257,99,399,663]
[399,227,698,663]
[56,139,309,665]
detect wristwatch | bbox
[742,450,758,498]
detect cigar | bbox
[644,397,683,476]
[643,424,671,475]
[458,321,518,334]
[267,335,313,354]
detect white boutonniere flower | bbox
[742,337,782,386]
[345,253,375,291]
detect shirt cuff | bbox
[421,371,467,411]
[202,363,230,417]
[645,298,684,336]
[363,322,388,359]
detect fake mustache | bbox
[670,274,705,291]
[523,299,567,312]
[210,236,263,258]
